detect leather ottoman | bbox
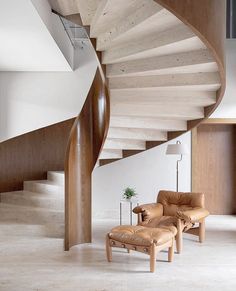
[106,225,177,272]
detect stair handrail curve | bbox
[154,0,226,136]
[64,45,110,250]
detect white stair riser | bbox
[47,171,65,185]
[24,181,64,195]
[1,193,64,210]
[0,206,64,225]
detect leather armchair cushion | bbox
[109,225,177,247]
[157,190,205,216]
[176,207,210,223]
[133,203,163,222]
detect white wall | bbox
[0,0,73,71]
[0,41,98,142]
[211,39,236,117]
[92,132,191,221]
[31,0,74,69]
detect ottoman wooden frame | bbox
[106,234,174,272]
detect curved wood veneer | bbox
[155,0,226,136]
[64,67,110,250]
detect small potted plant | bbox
[123,187,137,201]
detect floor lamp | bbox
[166,140,189,192]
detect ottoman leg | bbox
[150,243,156,273]
[168,239,174,262]
[106,234,112,262]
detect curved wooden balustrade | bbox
[155,0,226,136]
[64,67,110,250]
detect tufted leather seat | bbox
[133,190,209,253]
[106,224,176,272]
[109,225,177,246]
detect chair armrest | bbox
[177,207,209,223]
[133,203,164,222]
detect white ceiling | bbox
[0,0,72,71]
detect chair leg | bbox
[150,243,156,273]
[199,219,205,243]
[168,239,174,262]
[106,234,112,262]
[176,218,183,254]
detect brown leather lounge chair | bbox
[133,190,209,253]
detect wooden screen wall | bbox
[0,118,75,193]
[192,124,236,214]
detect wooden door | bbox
[192,124,236,214]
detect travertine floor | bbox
[0,216,236,291]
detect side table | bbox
[120,199,139,225]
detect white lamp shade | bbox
[166,143,189,155]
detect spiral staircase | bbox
[0,0,224,251]
[47,0,226,250]
[49,0,224,164]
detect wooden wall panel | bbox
[192,124,236,214]
[0,118,75,193]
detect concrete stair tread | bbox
[0,190,64,210]
[0,202,63,214]
[24,179,63,186]
[0,222,64,238]
[1,190,64,199]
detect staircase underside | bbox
[49,0,223,166]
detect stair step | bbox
[47,171,64,185]
[0,223,45,237]
[100,149,123,159]
[96,1,163,51]
[107,128,167,141]
[110,116,187,131]
[111,103,204,120]
[110,90,216,107]
[90,0,141,36]
[107,49,217,77]
[108,72,221,91]
[102,24,205,64]
[0,203,64,225]
[104,138,146,150]
[24,180,64,195]
[0,222,64,238]
[0,191,64,210]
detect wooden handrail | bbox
[64,67,110,250]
